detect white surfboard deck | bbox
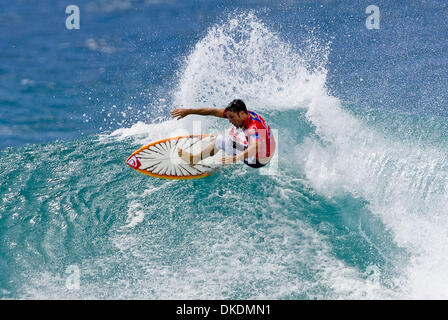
[126,134,223,179]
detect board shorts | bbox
[214,134,267,168]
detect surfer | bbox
[171,99,275,168]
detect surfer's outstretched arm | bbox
[171,108,225,119]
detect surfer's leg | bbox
[199,140,218,159]
[214,134,239,156]
[177,148,197,164]
[178,139,217,164]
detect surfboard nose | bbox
[126,155,141,169]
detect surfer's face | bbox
[226,111,246,128]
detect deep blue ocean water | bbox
[1,0,448,299]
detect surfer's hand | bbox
[221,156,237,165]
[171,108,190,120]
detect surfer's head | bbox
[225,99,248,128]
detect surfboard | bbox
[126,134,221,179]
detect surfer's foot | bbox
[177,148,198,164]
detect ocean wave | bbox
[2,12,448,299]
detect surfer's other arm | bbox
[170,108,225,119]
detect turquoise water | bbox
[0,112,395,298]
[3,100,447,298]
[2,1,448,299]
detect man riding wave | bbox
[170,99,275,168]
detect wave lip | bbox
[174,12,330,111]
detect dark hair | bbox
[225,99,247,114]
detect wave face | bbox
[2,9,448,299]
